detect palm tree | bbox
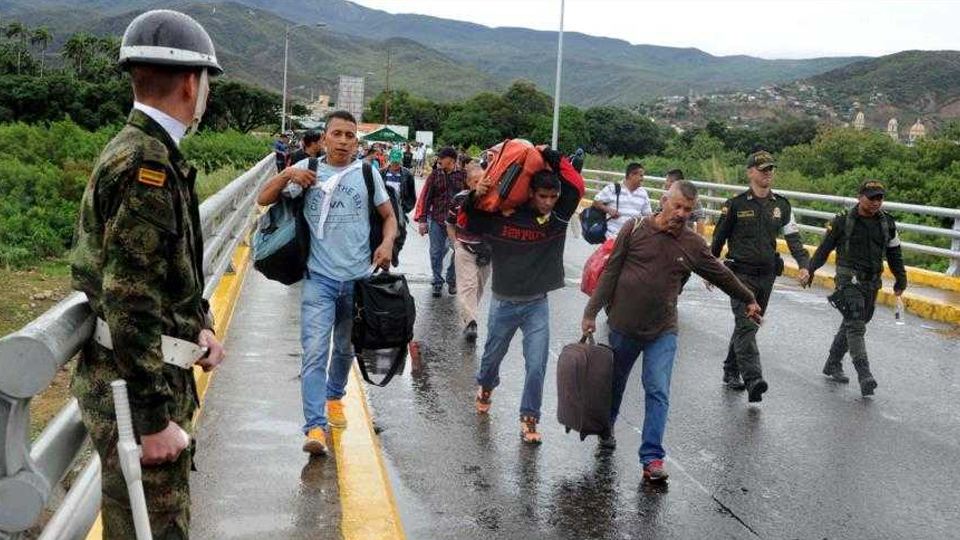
[63,31,94,76]
[31,26,52,77]
[5,21,30,74]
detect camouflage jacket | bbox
[71,109,212,436]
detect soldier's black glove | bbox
[540,148,562,172]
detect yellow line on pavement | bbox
[84,242,253,540]
[332,365,407,540]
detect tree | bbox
[31,26,52,78]
[63,32,95,76]
[440,92,509,148]
[530,105,590,155]
[501,80,553,138]
[202,80,281,133]
[584,106,666,157]
[5,21,30,75]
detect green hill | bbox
[3,1,503,103]
[809,50,960,114]
[2,0,865,107]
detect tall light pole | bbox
[281,22,325,133]
[383,46,392,125]
[550,0,565,150]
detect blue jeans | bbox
[608,330,678,466]
[476,297,550,419]
[428,220,455,286]
[300,271,355,432]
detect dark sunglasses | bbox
[866,194,884,202]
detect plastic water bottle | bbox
[895,297,906,325]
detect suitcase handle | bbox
[579,333,595,345]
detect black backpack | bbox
[580,183,620,244]
[362,162,407,266]
[352,271,416,386]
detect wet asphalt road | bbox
[368,221,960,540]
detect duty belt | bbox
[837,266,880,285]
[93,318,208,369]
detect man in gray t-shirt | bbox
[256,111,397,456]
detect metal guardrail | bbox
[0,154,275,540]
[581,168,960,276]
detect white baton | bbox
[110,380,153,540]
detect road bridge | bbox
[2,162,959,540]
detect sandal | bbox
[475,386,493,414]
[520,415,542,444]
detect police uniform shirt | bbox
[711,189,809,270]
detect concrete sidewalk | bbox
[190,273,344,540]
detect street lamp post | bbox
[550,0,565,150]
[281,22,325,133]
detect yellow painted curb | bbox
[84,242,253,540]
[780,261,960,325]
[332,364,406,540]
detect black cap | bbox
[859,179,886,197]
[119,10,223,75]
[437,146,457,159]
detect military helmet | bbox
[119,9,223,75]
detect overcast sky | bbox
[350,0,960,59]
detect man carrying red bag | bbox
[462,147,584,444]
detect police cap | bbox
[119,10,223,75]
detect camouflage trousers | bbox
[73,342,196,540]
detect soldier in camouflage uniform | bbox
[803,180,907,397]
[711,151,811,403]
[70,10,225,539]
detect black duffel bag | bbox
[352,270,416,386]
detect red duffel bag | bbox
[581,238,615,296]
[475,139,548,213]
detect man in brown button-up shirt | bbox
[581,181,761,483]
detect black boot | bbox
[822,361,850,384]
[746,378,768,403]
[853,360,877,396]
[723,372,746,391]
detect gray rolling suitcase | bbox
[556,334,614,440]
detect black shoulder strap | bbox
[356,346,406,387]
[614,183,621,210]
[843,209,855,258]
[308,157,318,172]
[362,161,375,215]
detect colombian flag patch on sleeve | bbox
[137,167,166,187]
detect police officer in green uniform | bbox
[802,180,906,397]
[711,151,810,402]
[70,10,225,539]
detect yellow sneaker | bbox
[327,399,347,429]
[302,428,327,455]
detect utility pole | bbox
[550,0,565,150]
[281,22,326,133]
[383,46,392,125]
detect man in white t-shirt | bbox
[591,162,653,239]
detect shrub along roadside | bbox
[0,119,268,268]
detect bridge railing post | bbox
[948,217,960,276]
